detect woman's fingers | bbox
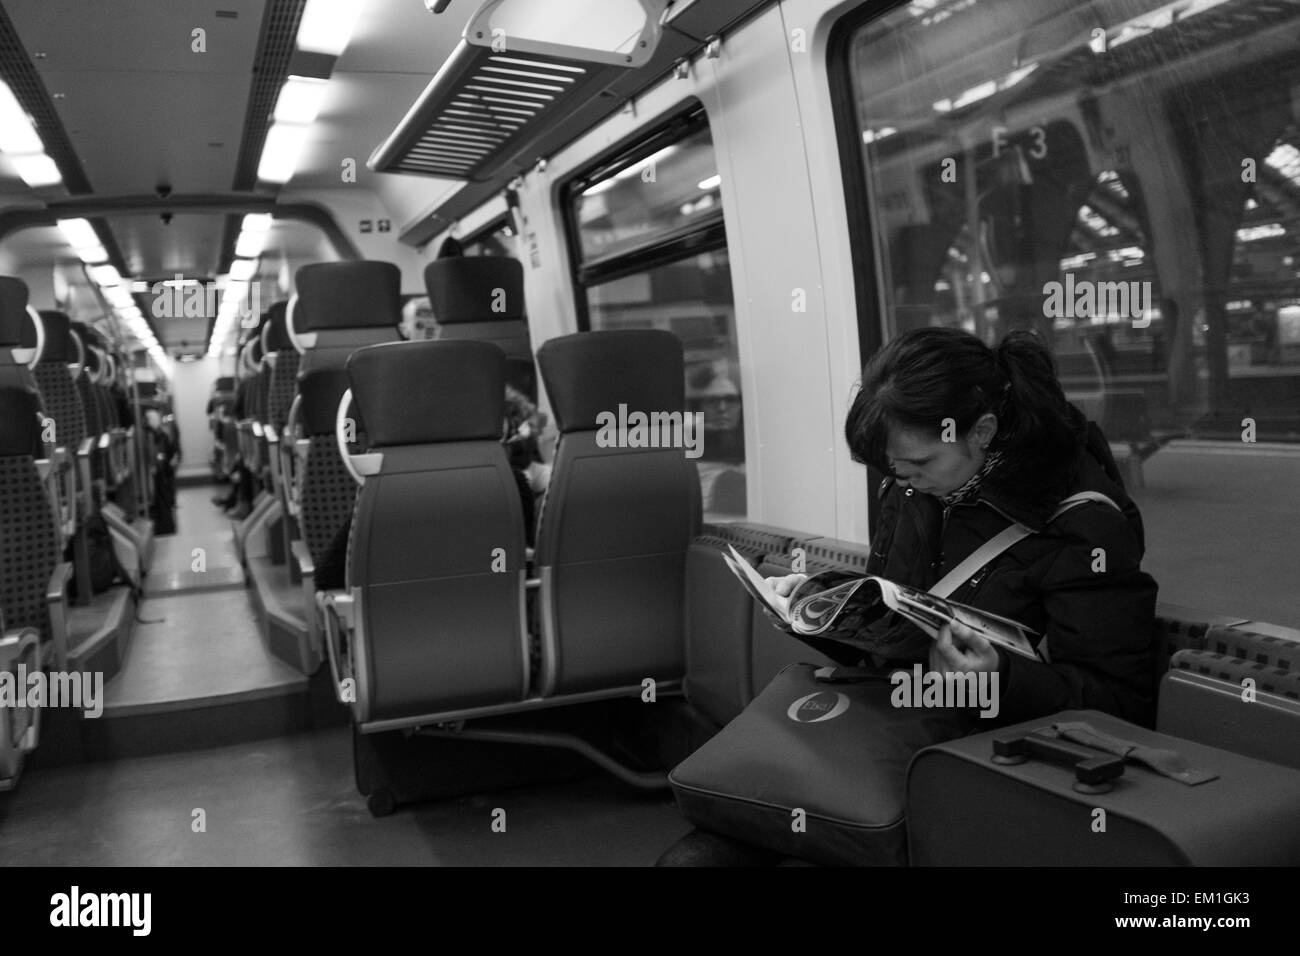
[764,573,809,597]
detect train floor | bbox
[0,486,691,866]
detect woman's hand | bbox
[929,618,1001,674]
[764,573,809,597]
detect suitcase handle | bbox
[991,730,1126,793]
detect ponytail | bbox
[846,326,1084,480]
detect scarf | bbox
[939,450,1004,506]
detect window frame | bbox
[826,0,910,372]
[560,101,728,331]
[827,0,911,515]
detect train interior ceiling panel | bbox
[0,0,1298,879]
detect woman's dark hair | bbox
[436,236,464,258]
[845,326,1084,481]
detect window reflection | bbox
[573,117,745,519]
[846,0,1300,621]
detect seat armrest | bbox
[266,426,283,496]
[289,538,321,652]
[45,562,73,670]
[289,538,316,578]
[0,626,43,761]
[318,589,358,707]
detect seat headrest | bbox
[298,367,353,435]
[424,257,525,324]
[260,300,292,352]
[294,261,402,331]
[37,311,79,364]
[347,340,505,447]
[537,330,684,433]
[0,385,43,457]
[0,276,29,347]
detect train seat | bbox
[534,329,701,697]
[33,311,89,456]
[0,600,41,792]
[295,368,358,571]
[273,261,403,663]
[34,311,94,599]
[235,338,266,481]
[321,339,530,725]
[0,277,43,394]
[0,385,72,672]
[289,261,404,374]
[260,300,299,498]
[423,256,533,366]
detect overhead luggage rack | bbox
[370,0,673,182]
[376,0,778,244]
[369,43,617,181]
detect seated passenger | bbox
[659,326,1158,865]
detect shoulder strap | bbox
[1049,490,1120,519]
[928,491,1122,598]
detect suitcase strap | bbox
[1043,721,1220,786]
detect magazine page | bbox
[721,545,790,622]
[788,578,877,636]
[882,581,1042,661]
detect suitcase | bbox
[906,709,1300,866]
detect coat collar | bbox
[973,439,1126,531]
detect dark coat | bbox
[847,422,1159,728]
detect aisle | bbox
[102,486,305,717]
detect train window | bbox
[565,109,745,519]
[840,0,1300,622]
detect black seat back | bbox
[346,339,528,719]
[291,262,404,374]
[534,330,701,696]
[0,386,60,645]
[423,257,532,363]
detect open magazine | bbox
[720,544,1043,662]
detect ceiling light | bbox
[697,174,721,191]
[0,81,43,154]
[228,258,259,282]
[274,76,329,125]
[89,264,122,287]
[57,218,99,250]
[236,228,271,258]
[241,213,273,234]
[296,0,362,57]
[256,123,311,184]
[76,245,108,265]
[10,152,62,188]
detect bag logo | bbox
[787,691,849,723]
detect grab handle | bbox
[992,730,1125,793]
